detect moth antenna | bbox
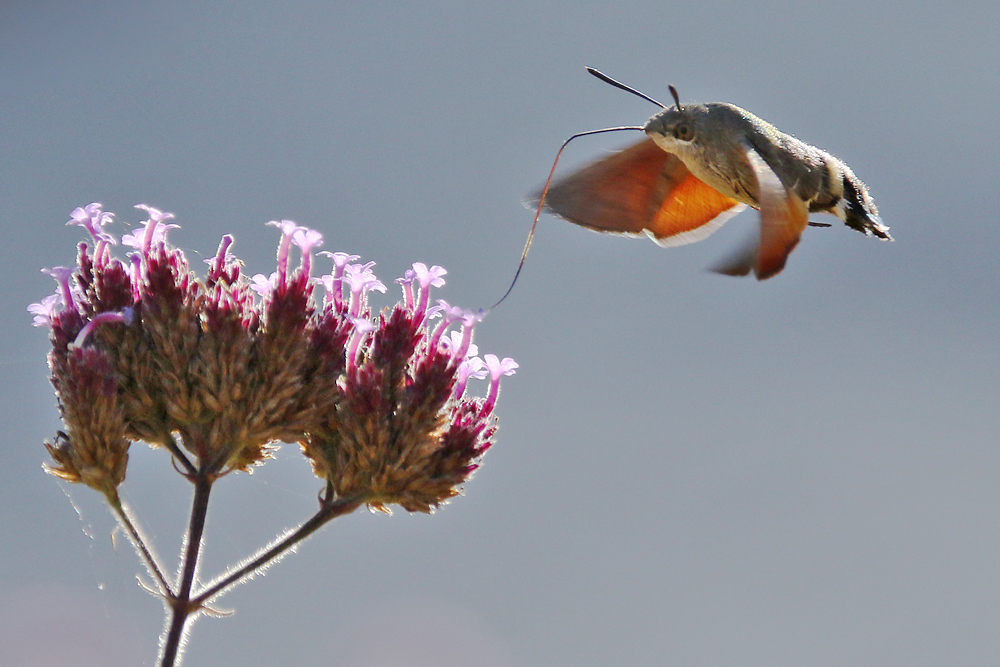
[668,85,682,111]
[586,67,666,109]
[490,125,644,310]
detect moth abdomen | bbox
[838,168,892,240]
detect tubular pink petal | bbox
[454,356,488,397]
[291,228,324,277]
[212,235,235,276]
[320,251,360,312]
[346,316,376,371]
[481,354,518,415]
[28,294,62,328]
[268,219,303,281]
[70,310,131,349]
[134,205,177,255]
[42,266,76,313]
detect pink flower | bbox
[482,354,518,416]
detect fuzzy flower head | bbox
[34,203,515,515]
[44,346,129,497]
[302,262,513,513]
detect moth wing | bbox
[711,143,809,280]
[529,138,744,247]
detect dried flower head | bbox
[32,203,515,513]
[43,345,129,496]
[302,270,514,513]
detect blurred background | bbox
[3,1,999,665]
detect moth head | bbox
[643,91,703,152]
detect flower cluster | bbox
[33,203,515,511]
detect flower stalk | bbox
[32,203,517,666]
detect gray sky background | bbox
[3,1,999,665]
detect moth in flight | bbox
[494,69,891,306]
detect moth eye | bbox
[673,122,695,141]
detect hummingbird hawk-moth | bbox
[494,69,891,306]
